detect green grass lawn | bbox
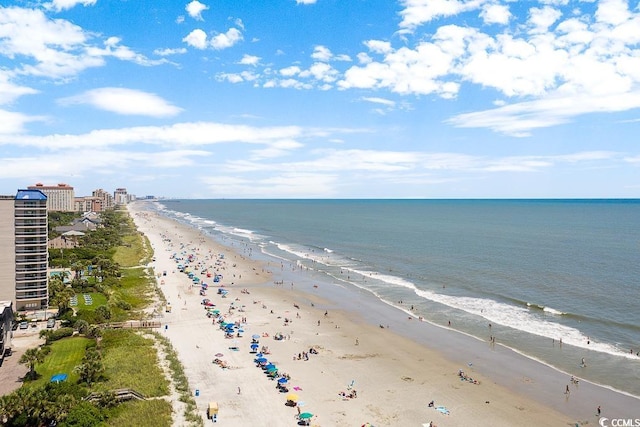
[115,267,154,313]
[73,292,108,311]
[104,399,173,427]
[113,234,150,268]
[98,330,169,397]
[31,337,93,387]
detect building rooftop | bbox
[15,189,47,200]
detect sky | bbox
[1,0,639,199]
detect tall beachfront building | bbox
[0,190,49,311]
[92,188,114,210]
[28,183,74,212]
[113,188,128,205]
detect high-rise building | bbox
[114,188,128,205]
[27,183,74,212]
[92,188,114,210]
[1,301,13,360]
[0,190,49,311]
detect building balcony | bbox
[15,238,48,245]
[15,230,48,237]
[16,274,48,282]
[16,285,48,295]
[16,291,48,300]
[16,256,49,271]
[15,249,49,257]
[15,221,47,227]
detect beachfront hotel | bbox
[0,190,49,312]
[27,182,75,212]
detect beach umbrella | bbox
[215,353,223,357]
[278,378,288,384]
[266,366,278,373]
[299,413,313,420]
[256,357,267,363]
[286,393,299,402]
[250,343,259,349]
[252,334,260,339]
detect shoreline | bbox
[130,201,637,426]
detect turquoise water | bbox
[152,199,640,396]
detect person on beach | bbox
[597,405,601,416]
[565,385,570,395]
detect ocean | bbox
[150,199,640,397]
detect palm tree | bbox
[74,347,103,386]
[19,346,50,380]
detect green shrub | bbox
[47,327,74,343]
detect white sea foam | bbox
[339,268,634,359]
[542,306,566,316]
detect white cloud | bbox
[361,97,396,107]
[183,29,208,49]
[311,45,332,61]
[0,121,308,150]
[154,47,188,56]
[0,73,38,104]
[239,54,260,66]
[480,4,510,25]
[364,40,392,54]
[300,62,339,83]
[295,0,318,4]
[0,110,41,134]
[218,73,244,83]
[211,28,243,50]
[44,0,96,12]
[595,0,630,25]
[280,66,301,77]
[185,1,208,21]
[398,0,488,30]
[58,88,183,118]
[447,90,640,136]
[0,8,162,79]
[528,6,562,33]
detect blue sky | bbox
[1,0,639,198]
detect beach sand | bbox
[129,202,614,427]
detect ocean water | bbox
[150,199,640,397]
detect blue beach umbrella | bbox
[256,357,268,363]
[252,334,260,339]
[278,377,288,384]
[250,343,259,348]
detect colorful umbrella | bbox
[299,412,313,419]
[286,393,299,402]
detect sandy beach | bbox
[128,202,635,427]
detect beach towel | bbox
[436,406,450,415]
